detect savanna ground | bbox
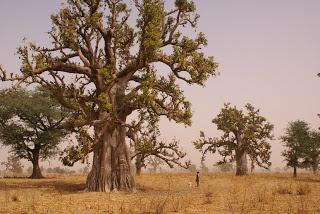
[0,172,320,214]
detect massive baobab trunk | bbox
[30,149,44,179]
[86,84,135,191]
[86,123,134,192]
[235,150,248,176]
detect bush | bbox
[296,183,311,195]
[275,184,293,195]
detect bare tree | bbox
[147,157,164,172]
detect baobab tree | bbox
[0,0,217,191]
[62,113,190,175]
[194,103,274,176]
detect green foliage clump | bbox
[0,89,69,178]
[281,120,320,176]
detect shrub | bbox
[275,184,293,195]
[296,183,311,195]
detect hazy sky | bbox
[0,0,319,169]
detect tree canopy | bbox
[281,120,320,176]
[194,103,274,176]
[302,131,320,173]
[0,89,69,178]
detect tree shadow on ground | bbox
[274,174,320,183]
[0,178,86,194]
[294,177,320,183]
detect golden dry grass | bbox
[1,172,320,213]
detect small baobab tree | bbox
[194,103,273,176]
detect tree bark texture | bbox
[86,82,135,192]
[293,166,297,178]
[86,123,134,192]
[235,150,248,176]
[30,149,44,179]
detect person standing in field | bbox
[196,171,200,187]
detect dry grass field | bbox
[0,172,320,214]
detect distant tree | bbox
[188,164,197,173]
[26,166,33,174]
[0,89,69,178]
[301,131,320,174]
[194,103,274,176]
[78,167,89,175]
[0,0,218,192]
[283,166,290,172]
[216,162,233,173]
[1,154,24,174]
[281,120,311,177]
[82,166,90,175]
[128,113,190,175]
[200,160,209,172]
[46,166,75,174]
[147,157,164,172]
[26,166,45,174]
